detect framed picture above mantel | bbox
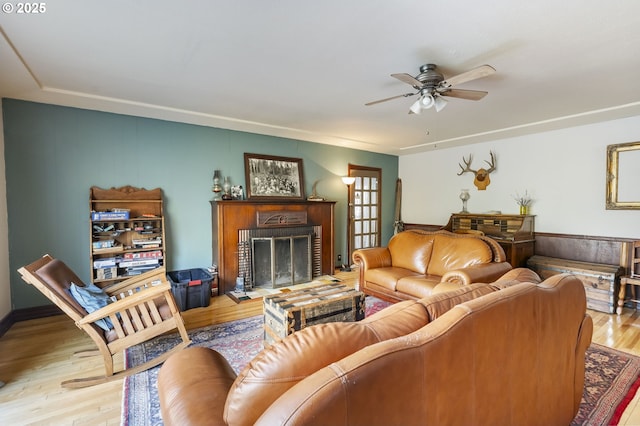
[244,153,305,201]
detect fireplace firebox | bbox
[252,234,312,288]
[238,225,320,290]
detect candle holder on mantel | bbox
[212,170,223,200]
[459,189,470,213]
[222,176,232,200]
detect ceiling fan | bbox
[366,63,496,113]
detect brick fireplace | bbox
[211,200,336,294]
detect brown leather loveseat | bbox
[157,269,592,425]
[352,229,513,302]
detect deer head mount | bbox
[457,151,496,190]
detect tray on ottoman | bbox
[263,283,365,346]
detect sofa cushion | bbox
[359,299,431,340]
[364,267,422,292]
[224,300,430,425]
[388,231,434,274]
[418,282,498,320]
[36,259,88,318]
[396,275,442,299]
[427,234,493,277]
[225,324,380,425]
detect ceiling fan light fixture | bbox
[367,63,495,114]
[409,99,422,114]
[434,96,448,112]
[420,94,435,109]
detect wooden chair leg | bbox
[617,279,627,315]
[61,340,190,389]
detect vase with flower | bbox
[513,190,532,215]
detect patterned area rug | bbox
[122,299,640,426]
[571,344,640,425]
[122,315,264,426]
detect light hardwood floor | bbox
[0,270,639,425]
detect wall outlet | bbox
[337,254,342,263]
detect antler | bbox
[457,155,477,176]
[484,151,496,174]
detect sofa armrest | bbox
[158,347,236,426]
[492,267,542,288]
[353,247,392,293]
[352,247,392,270]
[441,262,513,285]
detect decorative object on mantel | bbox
[212,170,223,200]
[459,189,470,213]
[307,180,325,201]
[222,176,232,200]
[513,190,532,215]
[231,185,244,200]
[244,153,305,200]
[457,151,496,190]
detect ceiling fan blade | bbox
[391,73,423,88]
[440,89,488,101]
[365,92,416,106]
[442,64,496,87]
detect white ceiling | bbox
[2,0,640,155]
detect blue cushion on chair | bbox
[70,282,113,331]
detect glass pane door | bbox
[347,166,381,261]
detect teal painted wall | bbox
[2,99,398,309]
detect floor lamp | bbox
[341,176,356,272]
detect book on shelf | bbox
[95,267,118,280]
[93,244,124,254]
[91,211,130,221]
[93,258,117,268]
[132,237,162,248]
[123,250,163,260]
[118,258,160,268]
[125,265,159,275]
[92,239,115,249]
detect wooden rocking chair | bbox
[18,254,191,388]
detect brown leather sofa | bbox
[157,269,592,426]
[352,229,513,302]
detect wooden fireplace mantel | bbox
[211,200,336,294]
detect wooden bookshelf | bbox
[89,186,166,288]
